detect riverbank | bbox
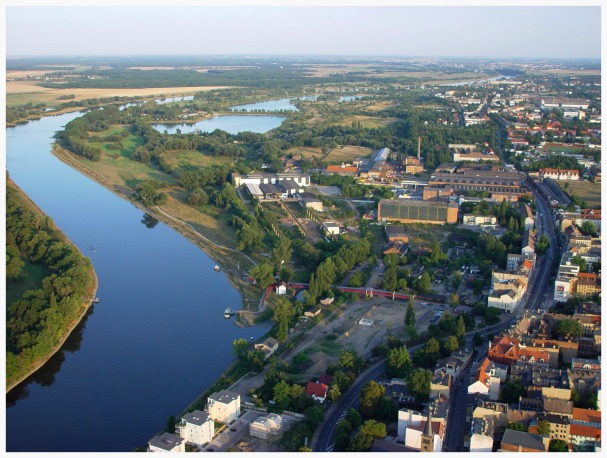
[6,182,99,394]
[51,144,265,316]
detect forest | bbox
[6,178,96,388]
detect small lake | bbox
[152,114,287,135]
[339,95,362,102]
[230,98,299,112]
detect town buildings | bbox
[207,390,241,424]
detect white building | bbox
[469,417,495,453]
[177,410,214,448]
[322,221,340,236]
[488,271,528,313]
[232,172,310,188]
[249,414,283,439]
[207,390,241,424]
[148,432,186,452]
[462,214,498,228]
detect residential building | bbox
[520,203,534,230]
[450,144,500,163]
[275,281,287,295]
[571,407,601,428]
[377,199,458,224]
[148,432,186,453]
[384,225,410,243]
[571,358,600,373]
[570,424,601,451]
[578,209,601,233]
[539,168,580,181]
[499,429,549,452]
[521,229,536,255]
[176,410,214,448]
[575,272,600,296]
[254,337,280,360]
[462,214,498,227]
[540,412,571,443]
[488,271,528,313]
[430,372,452,400]
[298,192,323,212]
[306,381,328,403]
[207,390,241,424]
[249,414,282,440]
[321,221,340,236]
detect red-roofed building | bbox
[488,335,550,367]
[572,407,601,428]
[539,168,580,181]
[570,424,601,451]
[306,382,328,403]
[325,165,358,176]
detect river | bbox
[5,112,271,452]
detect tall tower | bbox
[420,411,434,452]
[417,136,422,160]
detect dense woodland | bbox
[6,178,96,387]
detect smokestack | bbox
[418,136,421,160]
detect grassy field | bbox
[160,149,234,172]
[365,101,395,112]
[544,144,585,153]
[6,81,233,107]
[331,115,397,129]
[6,261,51,306]
[558,180,602,208]
[287,146,325,160]
[326,145,373,163]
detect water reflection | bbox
[141,213,159,229]
[6,305,94,407]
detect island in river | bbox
[6,177,98,392]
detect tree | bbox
[537,420,551,435]
[345,408,362,430]
[407,368,432,402]
[271,237,292,270]
[382,266,398,291]
[328,383,341,402]
[273,298,294,342]
[449,293,460,307]
[405,297,415,327]
[360,419,387,439]
[232,338,248,360]
[249,262,275,288]
[304,404,324,426]
[555,318,584,338]
[455,314,466,343]
[417,271,431,294]
[506,422,527,432]
[360,381,385,418]
[536,234,551,255]
[580,221,597,237]
[443,335,460,352]
[273,380,292,409]
[386,346,412,379]
[549,439,568,452]
[451,270,463,289]
[501,380,526,404]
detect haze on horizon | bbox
[6,5,602,60]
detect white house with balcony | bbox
[176,410,214,448]
[148,432,186,452]
[207,390,241,424]
[249,413,283,439]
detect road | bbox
[313,168,562,453]
[311,316,518,452]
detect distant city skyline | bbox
[6,5,602,59]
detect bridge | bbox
[286,282,415,302]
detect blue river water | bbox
[5,112,270,452]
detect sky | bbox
[4,3,604,60]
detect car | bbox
[207,449,214,452]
